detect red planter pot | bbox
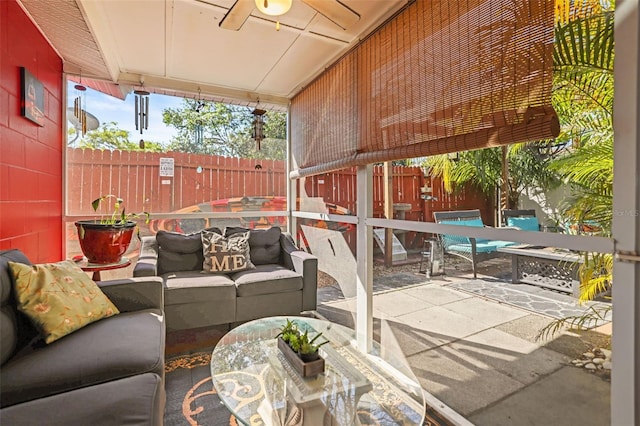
[75,220,136,264]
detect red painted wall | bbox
[0,0,63,262]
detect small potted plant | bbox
[75,195,149,264]
[276,319,329,376]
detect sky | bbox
[67,81,183,145]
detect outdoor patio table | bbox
[210,316,425,425]
[497,245,583,297]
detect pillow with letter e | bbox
[202,229,255,273]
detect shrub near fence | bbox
[66,148,492,248]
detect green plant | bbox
[276,319,329,356]
[91,194,150,226]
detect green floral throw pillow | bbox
[202,229,255,273]
[8,260,119,344]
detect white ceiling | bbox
[20,0,409,108]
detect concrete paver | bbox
[373,290,436,317]
[397,306,497,348]
[317,272,612,426]
[442,297,529,328]
[408,344,526,415]
[467,366,610,426]
[449,328,568,385]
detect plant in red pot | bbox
[75,195,149,264]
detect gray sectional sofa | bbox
[0,249,166,426]
[133,226,318,331]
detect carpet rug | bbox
[446,279,612,326]
[165,350,452,426]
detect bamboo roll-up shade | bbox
[290,0,557,178]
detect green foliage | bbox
[550,8,614,302]
[72,122,165,152]
[535,305,611,341]
[276,319,329,355]
[423,144,561,208]
[91,194,150,226]
[162,100,286,160]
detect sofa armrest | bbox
[97,277,164,312]
[280,233,318,312]
[133,236,159,277]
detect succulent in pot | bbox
[75,195,150,265]
[276,319,329,362]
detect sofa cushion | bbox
[225,226,283,265]
[0,308,164,407]
[247,227,282,265]
[158,250,203,275]
[1,250,39,366]
[163,271,236,305]
[8,261,119,344]
[0,373,165,426]
[202,230,254,273]
[233,265,303,297]
[157,230,204,253]
[156,229,222,275]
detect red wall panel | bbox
[0,0,63,262]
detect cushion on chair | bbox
[507,216,540,231]
[438,219,488,247]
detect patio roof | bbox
[18,0,409,108]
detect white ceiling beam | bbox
[117,72,290,107]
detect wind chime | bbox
[194,90,205,146]
[134,87,150,135]
[251,106,266,150]
[73,78,88,136]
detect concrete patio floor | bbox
[316,261,612,426]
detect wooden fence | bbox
[66,149,493,248]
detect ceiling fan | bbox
[219,0,360,31]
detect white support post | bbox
[286,105,297,238]
[356,165,373,352]
[612,1,640,424]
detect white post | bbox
[286,105,296,237]
[356,164,373,352]
[612,0,640,423]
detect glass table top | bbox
[210,316,425,425]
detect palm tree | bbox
[551,2,614,302]
[425,1,615,302]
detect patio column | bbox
[612,0,640,423]
[286,107,296,237]
[356,164,373,351]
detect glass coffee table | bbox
[210,316,425,425]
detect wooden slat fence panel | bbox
[66,148,492,232]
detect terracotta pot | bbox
[75,220,136,264]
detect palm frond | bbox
[554,12,614,72]
[535,305,612,341]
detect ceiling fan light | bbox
[254,0,292,16]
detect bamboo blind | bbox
[290,0,558,178]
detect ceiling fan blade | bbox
[219,0,255,31]
[301,0,360,30]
